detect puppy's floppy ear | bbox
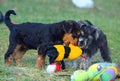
[84,20,99,40]
[80,24,86,28]
[91,28,99,40]
[78,22,87,31]
[94,30,99,40]
[76,20,86,28]
[85,20,93,25]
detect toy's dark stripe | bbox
[64,46,70,58]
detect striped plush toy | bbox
[46,43,83,73]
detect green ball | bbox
[73,70,88,81]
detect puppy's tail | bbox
[0,11,4,23]
[5,10,16,30]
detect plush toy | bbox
[46,43,82,70]
[71,62,120,81]
[46,63,61,73]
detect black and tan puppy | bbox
[4,10,80,69]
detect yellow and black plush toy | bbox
[46,44,82,69]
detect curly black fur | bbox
[4,10,80,67]
[70,20,112,69]
[78,20,112,62]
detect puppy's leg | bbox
[36,54,46,69]
[61,60,65,69]
[100,38,112,62]
[4,43,17,66]
[100,47,112,62]
[13,44,26,66]
[49,56,56,64]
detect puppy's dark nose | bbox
[78,41,84,47]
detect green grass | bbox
[0,0,120,81]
